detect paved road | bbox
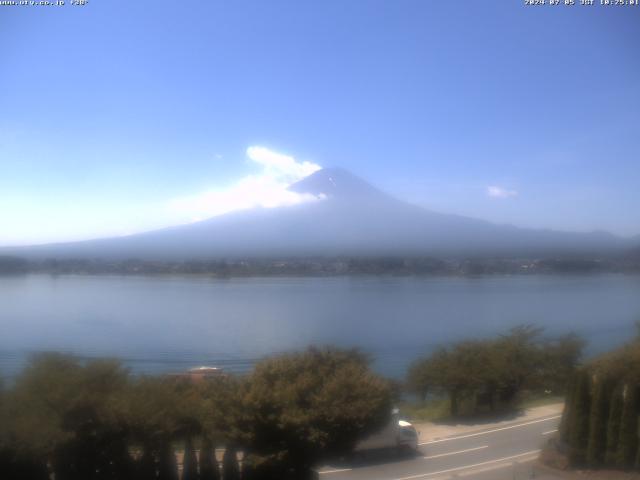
[317,414,563,480]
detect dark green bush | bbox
[605,385,624,466]
[586,375,609,467]
[568,369,591,466]
[617,384,639,469]
[559,339,640,472]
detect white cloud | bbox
[246,146,321,181]
[487,185,518,199]
[167,146,323,221]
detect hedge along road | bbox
[316,413,563,480]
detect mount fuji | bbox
[5,168,632,260]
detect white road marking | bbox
[318,467,353,475]
[418,415,561,445]
[542,429,558,435]
[391,450,541,480]
[457,462,512,477]
[422,445,488,460]
[457,454,539,476]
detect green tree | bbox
[124,376,184,477]
[616,384,639,469]
[197,377,242,445]
[408,343,490,416]
[406,349,443,402]
[1,373,49,480]
[586,375,609,467]
[406,326,566,417]
[540,333,584,395]
[230,347,392,478]
[492,325,544,406]
[182,437,199,480]
[222,447,239,480]
[6,354,132,480]
[605,385,624,466]
[559,374,576,444]
[568,369,591,466]
[157,441,178,480]
[137,448,157,480]
[198,436,219,480]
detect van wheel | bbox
[396,445,413,458]
[351,450,365,465]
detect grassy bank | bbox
[400,393,565,423]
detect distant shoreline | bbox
[1,255,639,278]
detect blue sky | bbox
[1,1,639,246]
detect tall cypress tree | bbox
[139,448,158,480]
[559,374,576,444]
[587,375,609,467]
[240,456,255,480]
[568,369,591,466]
[182,437,199,480]
[617,384,639,469]
[605,385,624,466]
[157,441,178,480]
[199,437,219,480]
[222,447,239,480]
[1,450,49,480]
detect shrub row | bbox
[0,348,392,480]
[560,341,640,470]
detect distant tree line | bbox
[0,256,28,274]
[0,348,392,480]
[557,326,640,471]
[2,255,639,277]
[406,326,584,416]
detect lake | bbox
[1,274,639,379]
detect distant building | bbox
[169,366,226,383]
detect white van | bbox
[354,409,419,454]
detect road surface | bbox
[317,414,563,480]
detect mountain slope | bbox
[4,168,632,260]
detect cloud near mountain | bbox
[166,146,324,222]
[487,186,518,199]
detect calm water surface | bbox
[1,274,639,378]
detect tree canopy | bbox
[229,347,392,477]
[0,348,392,480]
[407,326,584,416]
